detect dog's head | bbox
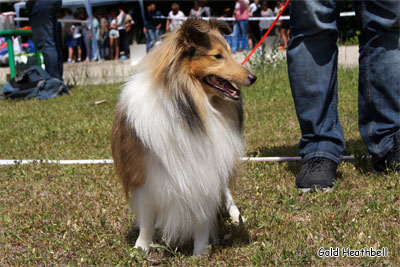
[148,19,257,102]
[178,19,257,101]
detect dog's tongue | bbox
[206,75,241,100]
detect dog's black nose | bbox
[248,74,257,85]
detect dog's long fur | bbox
[111,19,256,255]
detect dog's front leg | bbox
[132,187,155,251]
[193,220,210,255]
[224,187,245,224]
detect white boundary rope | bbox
[13,11,355,23]
[153,11,355,21]
[0,155,370,166]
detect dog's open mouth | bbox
[204,75,241,101]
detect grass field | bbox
[0,61,399,266]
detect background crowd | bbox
[56,0,290,63]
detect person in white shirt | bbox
[259,1,274,36]
[166,3,185,32]
[248,0,260,16]
[117,8,129,59]
[109,10,120,60]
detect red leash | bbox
[241,0,290,65]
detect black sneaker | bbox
[373,133,400,173]
[296,157,337,193]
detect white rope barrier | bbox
[0,155,370,166]
[153,11,355,21]
[0,159,113,166]
[13,11,356,23]
[15,18,91,24]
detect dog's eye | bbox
[214,54,223,59]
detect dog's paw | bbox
[228,205,246,224]
[134,240,151,251]
[193,245,210,256]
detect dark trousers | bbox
[287,0,400,163]
[118,29,129,57]
[27,0,63,80]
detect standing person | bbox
[232,0,249,53]
[71,12,83,63]
[248,0,261,45]
[109,10,120,60]
[274,1,282,40]
[99,11,109,60]
[166,3,185,32]
[258,1,274,36]
[62,8,74,63]
[143,3,162,51]
[198,0,211,17]
[81,13,92,63]
[26,0,63,80]
[287,0,400,192]
[117,8,129,60]
[279,1,290,49]
[189,1,201,17]
[189,0,211,18]
[125,10,135,46]
[92,12,101,61]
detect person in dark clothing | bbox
[27,0,63,80]
[143,3,163,51]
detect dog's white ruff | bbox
[119,71,244,254]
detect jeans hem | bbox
[371,139,395,164]
[303,152,341,164]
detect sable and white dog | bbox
[111,19,257,255]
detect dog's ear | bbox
[209,19,232,35]
[179,19,210,45]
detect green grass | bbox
[0,62,399,266]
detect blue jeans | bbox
[232,20,249,53]
[287,0,400,164]
[145,28,161,51]
[27,0,62,80]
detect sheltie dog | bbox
[111,19,257,255]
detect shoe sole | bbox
[298,187,334,194]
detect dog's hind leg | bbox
[132,187,156,251]
[224,187,245,224]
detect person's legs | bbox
[83,29,91,62]
[109,37,114,59]
[287,0,343,191]
[287,0,344,165]
[240,20,249,51]
[91,37,97,60]
[145,31,151,51]
[232,22,240,53]
[27,0,62,79]
[114,38,119,60]
[96,40,102,60]
[101,35,107,59]
[147,29,156,49]
[354,0,400,171]
[55,20,63,78]
[280,28,288,48]
[119,29,129,57]
[68,47,74,61]
[155,29,161,43]
[77,42,82,62]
